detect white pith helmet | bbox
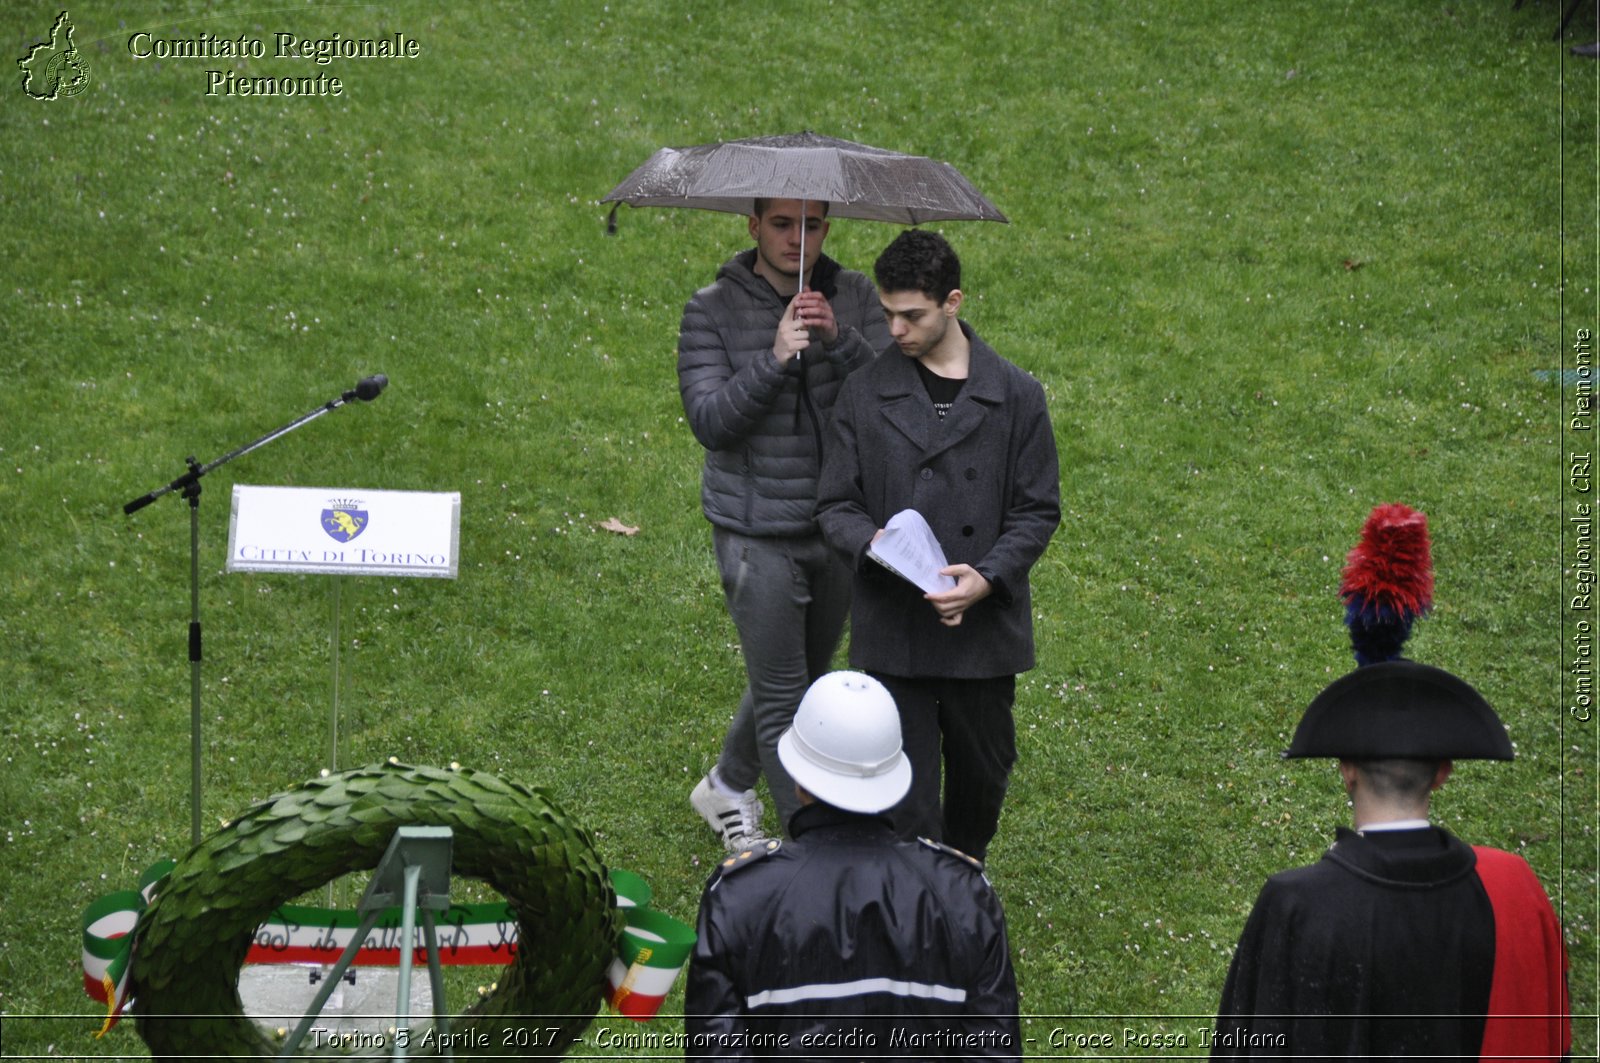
[777,671,912,813]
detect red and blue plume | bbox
[1341,503,1433,666]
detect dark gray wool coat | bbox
[677,249,890,537]
[816,322,1061,679]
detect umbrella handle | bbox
[796,197,807,359]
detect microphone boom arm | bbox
[123,379,380,514]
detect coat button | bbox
[962,525,975,537]
[920,468,933,480]
[965,468,977,480]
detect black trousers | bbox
[870,672,1017,861]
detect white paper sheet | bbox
[867,509,957,594]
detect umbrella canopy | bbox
[602,131,1007,226]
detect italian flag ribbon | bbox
[605,870,698,1021]
[82,864,695,1032]
[243,899,524,967]
[80,860,173,1036]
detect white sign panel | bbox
[227,485,460,578]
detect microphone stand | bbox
[125,380,385,846]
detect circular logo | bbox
[45,50,90,98]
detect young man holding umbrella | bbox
[679,197,892,850]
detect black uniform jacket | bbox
[1213,826,1569,1060]
[684,804,1020,1061]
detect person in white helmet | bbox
[684,671,1020,1060]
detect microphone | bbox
[353,374,388,401]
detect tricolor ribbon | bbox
[79,860,173,1035]
[81,864,694,1031]
[243,900,523,967]
[605,904,699,1021]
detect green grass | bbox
[1,0,1595,1057]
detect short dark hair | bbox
[1351,758,1441,800]
[752,197,830,219]
[874,229,960,304]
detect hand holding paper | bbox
[926,565,993,627]
[867,510,958,595]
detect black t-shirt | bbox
[915,360,965,419]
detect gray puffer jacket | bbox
[678,249,889,537]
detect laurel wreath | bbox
[129,761,623,1058]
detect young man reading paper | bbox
[815,229,1061,861]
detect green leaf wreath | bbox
[129,761,624,1058]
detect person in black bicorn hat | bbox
[1212,504,1571,1060]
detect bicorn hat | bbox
[1284,504,1513,761]
[1286,658,1513,759]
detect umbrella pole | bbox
[798,198,807,293]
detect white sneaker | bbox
[690,775,768,853]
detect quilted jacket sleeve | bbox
[677,287,793,452]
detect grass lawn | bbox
[1,0,1594,1057]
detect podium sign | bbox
[227,486,460,578]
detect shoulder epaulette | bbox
[918,836,984,871]
[714,838,782,880]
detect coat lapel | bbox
[924,324,1006,460]
[933,387,990,458]
[877,355,932,450]
[874,322,1008,458]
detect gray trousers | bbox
[711,526,852,833]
